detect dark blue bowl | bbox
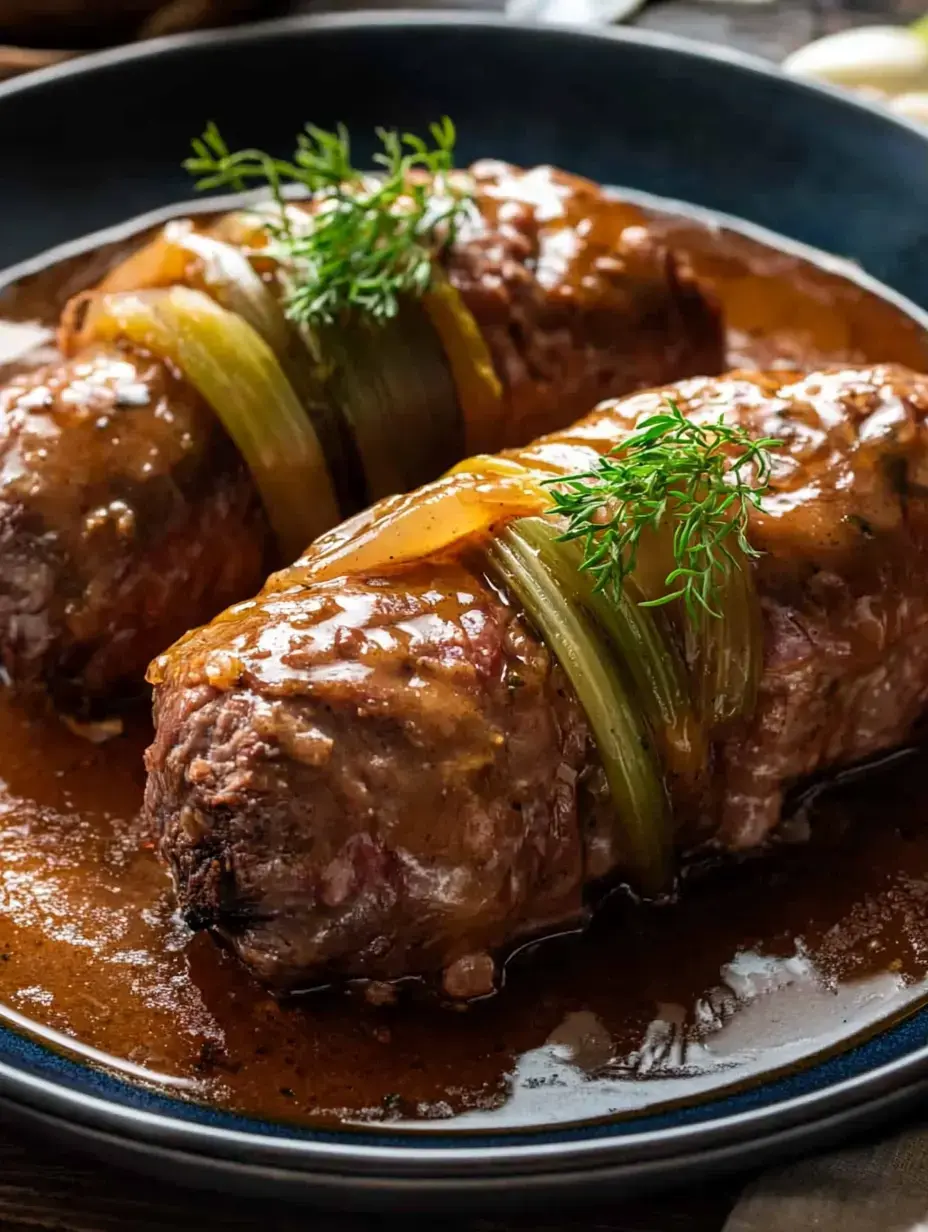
[4,11,928,303]
[2,11,928,1207]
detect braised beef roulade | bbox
[145,364,928,999]
[0,157,722,712]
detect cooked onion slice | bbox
[686,550,763,728]
[87,287,338,561]
[83,220,363,514]
[91,222,318,391]
[446,454,533,480]
[421,272,504,455]
[166,223,295,354]
[309,301,464,503]
[218,205,469,504]
[489,523,672,894]
[513,517,704,785]
[302,466,549,583]
[95,229,193,297]
[69,221,295,360]
[167,227,361,511]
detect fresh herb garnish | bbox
[544,399,781,622]
[184,118,473,327]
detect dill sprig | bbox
[184,118,473,327]
[544,399,781,622]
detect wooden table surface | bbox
[0,0,913,1227]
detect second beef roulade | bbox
[0,148,722,712]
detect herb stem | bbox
[544,399,781,624]
[184,118,473,327]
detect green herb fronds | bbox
[544,399,781,622]
[184,118,472,327]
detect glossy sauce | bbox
[0,196,927,1131]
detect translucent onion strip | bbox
[489,524,672,894]
[93,218,305,364]
[685,549,763,728]
[513,517,704,786]
[302,468,549,583]
[78,221,364,515]
[93,227,192,297]
[445,454,534,480]
[166,226,364,514]
[311,300,465,503]
[163,223,296,356]
[421,272,504,456]
[87,287,339,562]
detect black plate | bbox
[2,11,928,1208]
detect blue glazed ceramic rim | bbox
[0,10,927,1197]
[1,984,928,1149]
[3,5,928,161]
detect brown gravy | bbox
[0,200,927,1132]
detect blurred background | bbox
[0,0,921,74]
[1,4,927,171]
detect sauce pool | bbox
[0,696,926,1130]
[0,197,926,1132]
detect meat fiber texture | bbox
[146,365,928,1000]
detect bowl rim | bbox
[2,7,928,1192]
[1,4,927,153]
[1,1020,928,1181]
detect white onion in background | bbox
[783,26,928,93]
[783,23,928,128]
[887,89,928,123]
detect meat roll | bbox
[0,162,722,712]
[145,364,928,999]
[0,345,269,714]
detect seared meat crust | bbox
[0,345,270,712]
[146,365,928,996]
